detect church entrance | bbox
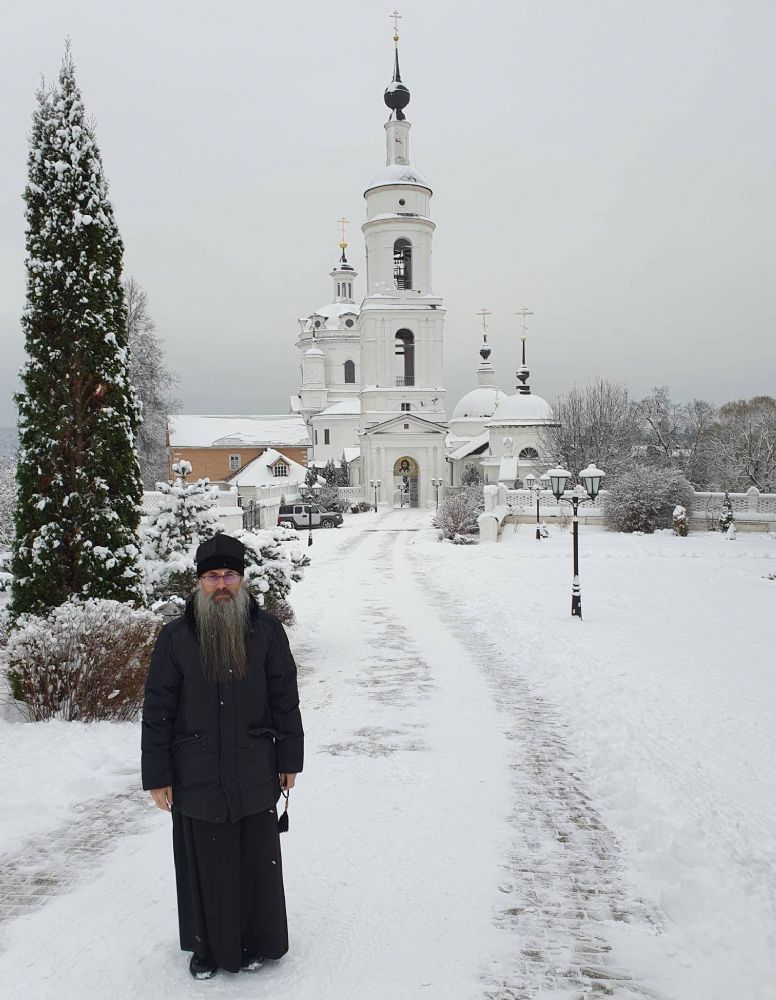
[393,456,419,508]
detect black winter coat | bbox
[141,597,304,824]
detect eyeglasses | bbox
[200,571,241,586]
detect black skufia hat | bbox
[195,534,246,577]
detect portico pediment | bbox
[362,413,448,437]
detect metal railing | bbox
[395,376,415,387]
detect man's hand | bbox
[150,786,173,811]
[280,773,297,790]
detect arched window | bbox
[348,282,352,297]
[519,447,540,461]
[337,282,341,297]
[393,238,413,290]
[394,329,414,385]
[344,360,356,384]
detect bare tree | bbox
[683,398,718,488]
[707,396,776,492]
[638,386,685,466]
[124,276,180,486]
[539,379,640,484]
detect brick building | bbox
[167,415,311,483]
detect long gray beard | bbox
[194,585,250,683]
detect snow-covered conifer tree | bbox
[11,47,144,618]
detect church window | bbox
[344,360,356,383]
[272,462,288,478]
[337,283,341,297]
[324,429,330,445]
[398,198,406,206]
[314,430,318,445]
[348,282,352,297]
[393,238,413,289]
[314,320,321,329]
[401,402,411,411]
[345,319,355,329]
[228,454,241,471]
[519,447,540,461]
[394,329,415,386]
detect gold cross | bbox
[476,307,492,339]
[516,307,534,336]
[390,9,402,39]
[337,216,349,249]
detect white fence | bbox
[492,485,776,531]
[142,488,244,533]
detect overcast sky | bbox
[1,0,774,426]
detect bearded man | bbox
[141,534,304,980]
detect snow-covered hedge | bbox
[603,468,694,533]
[234,527,309,621]
[4,599,160,722]
[433,487,484,540]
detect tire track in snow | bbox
[408,544,666,1000]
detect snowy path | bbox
[1,513,773,998]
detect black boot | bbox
[240,955,265,972]
[189,953,218,980]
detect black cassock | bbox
[172,807,288,972]
[141,597,304,973]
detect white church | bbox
[291,27,555,508]
[173,25,556,508]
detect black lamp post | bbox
[547,463,605,619]
[525,473,541,540]
[369,478,381,513]
[299,482,322,547]
[431,477,443,509]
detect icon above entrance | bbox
[393,455,419,508]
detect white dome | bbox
[319,398,361,416]
[364,163,432,194]
[488,392,553,425]
[451,386,507,420]
[304,347,325,357]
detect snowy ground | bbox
[0,511,774,999]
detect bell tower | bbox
[357,13,448,508]
[359,17,446,425]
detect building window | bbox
[228,454,241,471]
[344,359,356,383]
[394,328,415,385]
[401,402,411,411]
[272,462,289,477]
[393,238,413,289]
[519,447,540,461]
[345,318,355,328]
[348,282,352,297]
[337,282,341,297]
[324,429,330,445]
[314,430,318,445]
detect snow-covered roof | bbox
[451,386,507,420]
[448,431,490,462]
[343,447,360,463]
[289,395,301,413]
[318,398,361,416]
[169,415,311,448]
[364,163,432,194]
[226,448,309,487]
[304,347,325,357]
[487,393,554,426]
[312,303,359,320]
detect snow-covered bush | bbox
[141,465,221,606]
[726,523,737,541]
[603,468,694,533]
[4,598,160,722]
[718,493,734,533]
[318,483,348,513]
[349,501,373,514]
[452,533,478,545]
[433,487,484,540]
[234,527,309,621]
[673,505,689,537]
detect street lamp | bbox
[299,482,322,547]
[546,463,605,619]
[369,478,381,513]
[431,477,443,509]
[524,473,541,540]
